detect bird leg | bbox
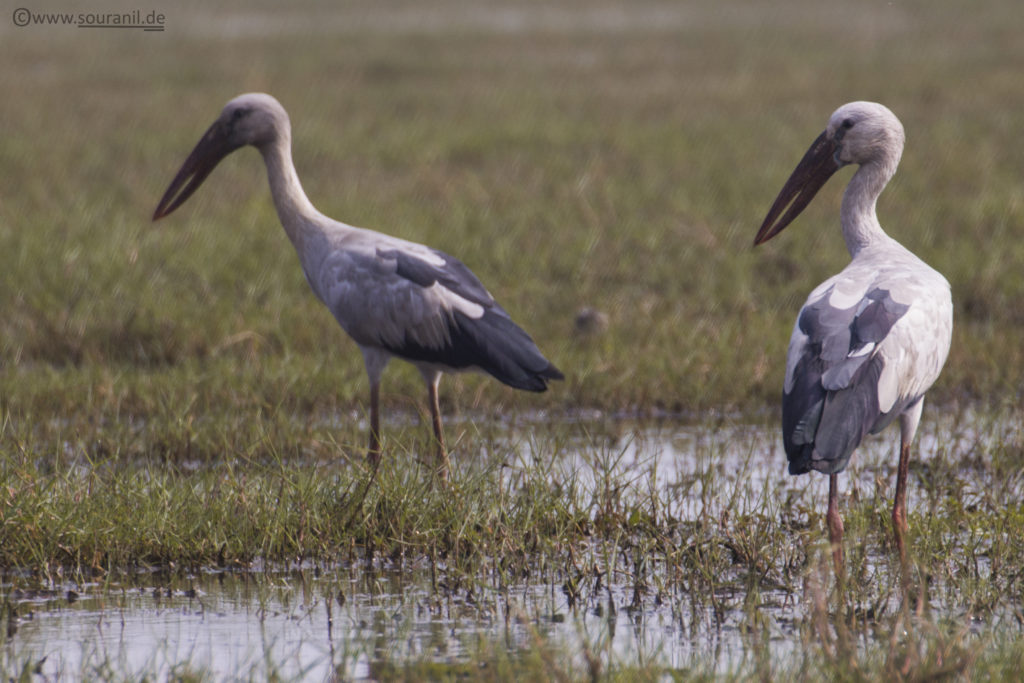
[826,473,845,577]
[360,349,390,470]
[892,438,911,565]
[425,375,450,480]
[367,381,382,467]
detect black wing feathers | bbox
[381,248,493,306]
[376,248,563,391]
[783,287,908,475]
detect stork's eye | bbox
[231,108,247,122]
[841,118,855,129]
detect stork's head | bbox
[827,101,905,168]
[754,101,904,245]
[153,93,290,220]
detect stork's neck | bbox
[258,133,323,252]
[839,156,898,257]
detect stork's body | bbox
[754,102,952,568]
[154,93,562,477]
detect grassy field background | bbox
[1,1,1024,678]
[1,0,1022,427]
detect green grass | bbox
[2,0,1024,679]
[1,0,1022,417]
[2,405,1022,680]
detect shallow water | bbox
[4,562,794,679]
[3,410,1019,679]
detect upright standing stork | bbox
[753,102,952,569]
[153,93,563,477]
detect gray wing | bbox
[318,242,562,391]
[378,247,495,308]
[782,284,909,475]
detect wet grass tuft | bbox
[5,405,1023,679]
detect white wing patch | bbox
[783,326,808,395]
[429,282,485,320]
[401,243,447,268]
[826,281,870,310]
[849,341,875,358]
[876,359,900,413]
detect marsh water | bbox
[5,560,761,680]
[3,410,1018,679]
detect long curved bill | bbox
[754,130,841,245]
[153,120,237,220]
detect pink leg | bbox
[360,348,390,469]
[367,381,382,466]
[826,473,845,576]
[426,376,450,480]
[893,400,923,565]
[892,439,911,564]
